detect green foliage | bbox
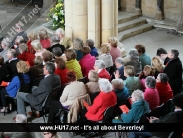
[48,0,65,30]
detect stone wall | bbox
[120,0,182,22]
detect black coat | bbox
[47,43,65,55]
[26,74,61,111]
[164,58,182,95]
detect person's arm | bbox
[87,96,102,114]
[60,85,69,103]
[6,77,20,91]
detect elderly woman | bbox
[54,57,69,85]
[108,37,121,63]
[47,34,65,54]
[111,79,129,105]
[94,60,110,80]
[135,44,151,69]
[124,48,142,74]
[17,43,35,66]
[79,46,96,77]
[85,70,100,93]
[39,28,51,49]
[31,40,47,57]
[85,39,98,57]
[0,37,11,62]
[65,49,83,79]
[113,90,150,123]
[156,73,173,105]
[83,78,117,121]
[98,43,113,68]
[122,65,141,95]
[144,76,160,110]
[48,71,87,123]
[73,38,83,61]
[26,32,38,54]
[151,56,164,78]
[113,57,126,80]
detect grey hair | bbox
[16,114,27,123]
[132,89,144,101]
[55,28,65,35]
[52,47,62,57]
[128,48,139,61]
[15,36,24,44]
[115,57,124,65]
[98,78,113,93]
[1,37,11,48]
[8,49,17,58]
[50,34,60,44]
[159,73,169,83]
[145,76,156,88]
[111,79,124,90]
[95,60,105,69]
[45,62,55,74]
[86,39,94,47]
[15,22,24,30]
[73,38,83,50]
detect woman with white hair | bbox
[113,89,150,123]
[84,78,117,121]
[0,37,11,62]
[73,38,83,61]
[31,40,47,58]
[144,76,160,110]
[94,60,110,80]
[125,48,142,74]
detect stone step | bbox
[118,18,146,32]
[118,11,139,24]
[118,24,153,41]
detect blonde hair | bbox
[88,70,98,82]
[39,28,49,40]
[108,37,118,47]
[19,43,28,53]
[27,32,38,41]
[31,40,43,52]
[100,43,111,54]
[151,56,164,72]
[65,49,76,61]
[16,61,30,73]
[124,65,135,76]
[143,65,155,76]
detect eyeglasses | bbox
[43,132,50,135]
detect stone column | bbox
[135,0,142,15]
[72,0,88,42]
[156,0,164,20]
[88,0,100,47]
[114,0,118,38]
[64,0,73,39]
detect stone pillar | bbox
[114,0,118,37]
[64,0,73,39]
[72,0,88,42]
[156,0,164,20]
[88,0,100,47]
[135,0,142,15]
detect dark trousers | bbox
[47,101,68,123]
[0,88,8,107]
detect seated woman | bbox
[31,40,47,58]
[94,60,110,80]
[124,48,142,74]
[98,43,113,69]
[73,38,83,61]
[39,28,51,49]
[85,70,100,94]
[144,76,160,110]
[156,73,173,105]
[42,50,54,64]
[26,32,38,54]
[80,78,117,122]
[113,90,150,123]
[151,56,164,79]
[122,65,141,95]
[47,71,87,123]
[111,79,129,106]
[139,65,155,91]
[54,57,69,85]
[79,46,96,77]
[65,49,83,79]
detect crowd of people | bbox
[0,21,182,138]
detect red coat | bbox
[40,39,51,49]
[54,68,69,85]
[17,52,35,66]
[144,88,160,110]
[79,54,96,77]
[156,82,173,105]
[85,91,117,121]
[26,40,36,54]
[98,69,111,80]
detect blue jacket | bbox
[90,47,98,57]
[117,66,126,80]
[6,76,21,98]
[114,86,129,105]
[113,100,150,123]
[22,73,30,84]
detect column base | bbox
[135,8,142,16]
[156,11,164,20]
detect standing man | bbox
[55,28,73,49]
[163,49,182,96]
[156,48,170,65]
